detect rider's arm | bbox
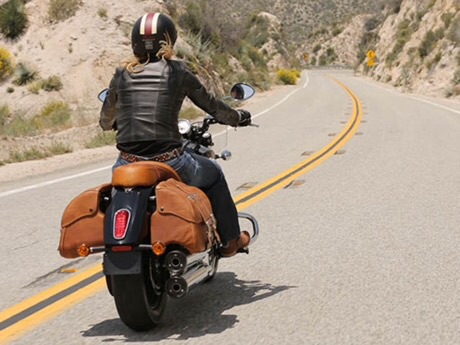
[183,69,240,127]
[99,68,121,130]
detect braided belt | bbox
[120,148,183,163]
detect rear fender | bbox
[103,187,153,275]
[104,186,153,246]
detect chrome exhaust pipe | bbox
[165,250,209,275]
[166,263,213,298]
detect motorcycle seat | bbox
[112,161,181,188]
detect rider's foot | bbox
[220,231,250,257]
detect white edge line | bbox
[358,77,460,115]
[0,166,111,199]
[0,73,311,199]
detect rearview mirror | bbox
[230,83,255,101]
[98,89,108,102]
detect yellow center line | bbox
[0,77,362,344]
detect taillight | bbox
[114,209,130,240]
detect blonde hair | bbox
[122,33,175,73]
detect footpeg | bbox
[237,247,249,254]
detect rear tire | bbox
[111,254,167,331]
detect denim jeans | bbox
[112,151,240,244]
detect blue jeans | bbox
[113,151,240,244]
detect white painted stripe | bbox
[139,13,148,35]
[0,72,310,199]
[151,13,160,35]
[359,76,460,115]
[0,166,111,199]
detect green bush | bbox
[386,19,413,67]
[0,46,14,81]
[13,62,38,85]
[27,80,42,94]
[0,0,28,39]
[41,75,63,91]
[447,17,460,45]
[0,104,11,128]
[277,69,299,85]
[3,116,36,136]
[34,101,71,131]
[9,147,48,162]
[48,141,72,155]
[441,12,454,29]
[418,29,443,59]
[97,8,107,19]
[48,0,82,23]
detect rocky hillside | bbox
[0,0,458,163]
[303,0,460,99]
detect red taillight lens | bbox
[111,245,133,252]
[114,209,130,240]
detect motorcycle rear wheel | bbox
[111,254,167,331]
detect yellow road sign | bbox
[366,50,376,59]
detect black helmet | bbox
[131,13,177,59]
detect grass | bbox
[3,142,72,164]
[48,0,82,23]
[41,75,63,92]
[85,131,116,148]
[34,101,71,131]
[0,103,11,127]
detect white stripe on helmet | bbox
[139,13,161,35]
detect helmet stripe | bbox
[139,13,148,35]
[151,13,160,35]
[140,13,160,36]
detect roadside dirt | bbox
[0,83,285,184]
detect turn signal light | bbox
[152,242,166,256]
[77,244,90,257]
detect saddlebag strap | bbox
[187,194,220,245]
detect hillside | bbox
[303,0,460,98]
[0,0,459,164]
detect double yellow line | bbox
[235,78,363,210]
[0,77,362,344]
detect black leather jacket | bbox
[99,59,240,144]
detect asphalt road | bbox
[1,70,459,345]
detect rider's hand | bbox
[237,110,251,127]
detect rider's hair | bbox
[122,26,176,73]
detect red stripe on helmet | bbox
[144,13,155,35]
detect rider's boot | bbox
[220,231,250,257]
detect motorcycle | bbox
[58,83,259,331]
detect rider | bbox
[99,12,252,257]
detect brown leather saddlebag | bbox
[59,184,111,258]
[151,178,218,254]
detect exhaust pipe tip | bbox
[166,277,188,299]
[165,251,187,275]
